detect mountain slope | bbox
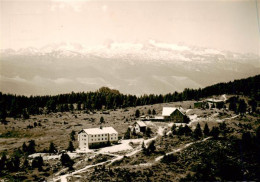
[0,41,259,95]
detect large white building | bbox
[78,126,118,150]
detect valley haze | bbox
[1,41,259,96]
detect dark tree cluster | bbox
[180,126,260,181]
[0,139,40,175]
[0,75,259,120]
[171,123,222,140]
[228,96,248,115]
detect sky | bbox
[0,0,260,54]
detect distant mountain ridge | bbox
[1,41,259,65]
[0,41,259,95]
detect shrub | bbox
[161,153,177,163]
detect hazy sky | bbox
[1,0,260,54]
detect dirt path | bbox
[155,137,211,162]
[216,114,239,123]
[51,112,236,182]
[52,135,159,182]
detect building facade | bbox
[78,126,118,150]
[132,121,147,133]
[162,107,187,123]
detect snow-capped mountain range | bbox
[0,41,259,96]
[1,40,259,64]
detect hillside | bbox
[0,75,259,181]
[0,74,259,121]
[0,95,259,181]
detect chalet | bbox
[132,121,147,133]
[162,107,187,123]
[78,126,118,150]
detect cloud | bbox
[53,78,73,84]
[102,5,108,12]
[50,0,83,12]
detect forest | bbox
[0,74,259,120]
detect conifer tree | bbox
[100,116,104,124]
[70,130,76,141]
[22,157,29,169]
[210,126,220,139]
[124,128,131,139]
[69,104,74,111]
[32,156,44,171]
[77,102,82,110]
[229,101,237,113]
[203,123,210,136]
[12,155,20,172]
[248,99,257,113]
[135,109,140,118]
[67,141,75,152]
[0,153,7,171]
[0,105,7,123]
[193,123,202,139]
[22,142,28,153]
[49,142,57,153]
[184,125,192,136]
[27,140,36,154]
[238,99,247,115]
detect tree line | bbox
[0,75,259,121]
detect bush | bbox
[143,140,156,155]
[32,156,44,171]
[161,153,177,164]
[60,153,74,169]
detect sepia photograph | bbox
[0,0,260,181]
